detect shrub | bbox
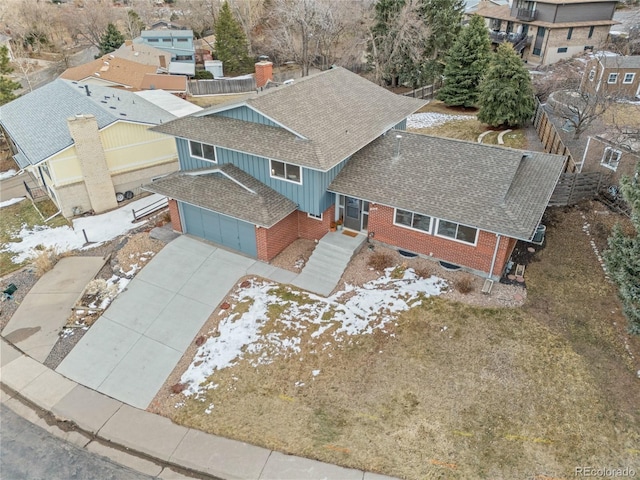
[414,267,432,279]
[34,247,59,277]
[367,251,394,271]
[170,383,187,394]
[455,274,475,294]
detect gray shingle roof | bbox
[153,67,426,171]
[328,132,566,240]
[601,55,640,69]
[0,79,176,167]
[143,164,297,227]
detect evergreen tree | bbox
[214,1,253,77]
[437,14,491,107]
[477,42,535,128]
[604,163,640,334]
[368,0,463,88]
[0,46,21,106]
[417,0,465,86]
[97,23,125,57]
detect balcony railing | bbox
[489,31,532,52]
[516,8,537,21]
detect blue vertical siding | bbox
[394,119,407,131]
[177,138,215,170]
[213,106,280,127]
[176,138,350,216]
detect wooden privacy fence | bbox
[402,84,439,100]
[189,77,256,96]
[549,172,605,206]
[533,98,577,172]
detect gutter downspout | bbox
[488,233,502,279]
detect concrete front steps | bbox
[292,230,366,296]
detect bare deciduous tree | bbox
[62,0,120,49]
[549,88,613,140]
[367,0,430,87]
[262,0,366,76]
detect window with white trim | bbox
[436,219,478,245]
[270,160,301,184]
[623,73,635,84]
[189,140,216,162]
[394,208,432,233]
[607,73,618,84]
[601,147,621,171]
[307,212,323,220]
[588,69,595,81]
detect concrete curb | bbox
[1,338,398,480]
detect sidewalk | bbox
[1,338,395,480]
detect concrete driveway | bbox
[56,235,296,409]
[2,257,107,362]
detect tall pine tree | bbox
[437,14,491,107]
[604,163,640,334]
[418,0,465,86]
[214,1,253,77]
[97,24,125,57]
[0,45,21,106]
[477,42,535,128]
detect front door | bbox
[344,196,361,231]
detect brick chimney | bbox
[255,60,273,89]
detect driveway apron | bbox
[56,236,256,409]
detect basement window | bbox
[436,219,478,245]
[189,140,216,162]
[270,159,301,184]
[557,47,568,53]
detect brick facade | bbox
[297,205,335,241]
[368,204,516,277]
[256,209,299,261]
[168,199,183,233]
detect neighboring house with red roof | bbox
[145,64,565,279]
[140,74,188,94]
[60,55,158,90]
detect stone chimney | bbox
[255,60,273,89]
[67,115,118,214]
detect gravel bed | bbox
[43,327,87,370]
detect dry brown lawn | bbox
[410,100,527,147]
[150,206,640,479]
[187,93,253,109]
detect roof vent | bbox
[84,85,91,96]
[394,134,402,158]
[283,79,294,85]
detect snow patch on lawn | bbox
[1,194,165,263]
[407,112,475,129]
[0,197,26,208]
[0,169,17,180]
[180,268,446,397]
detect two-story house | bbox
[137,30,195,76]
[145,64,565,279]
[581,52,640,99]
[477,0,618,65]
[0,80,200,218]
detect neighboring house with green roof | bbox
[0,79,196,218]
[146,65,566,278]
